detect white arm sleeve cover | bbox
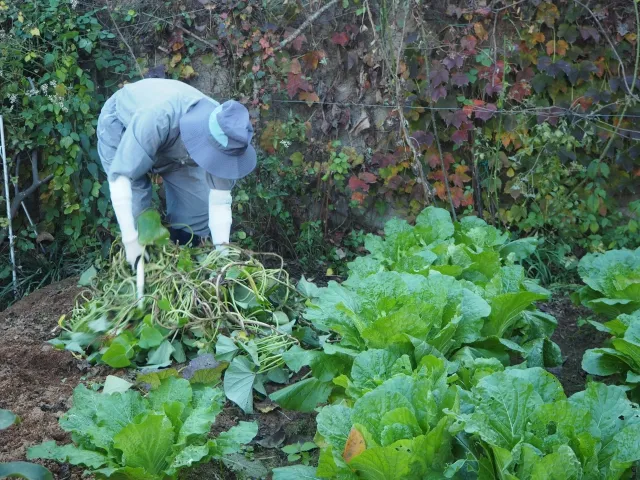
[109,175,143,264]
[208,189,232,246]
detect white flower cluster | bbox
[49,80,57,87]
[71,0,78,8]
[41,83,48,94]
[48,94,68,113]
[8,93,17,104]
[26,88,38,97]
[569,161,586,173]
[279,139,292,148]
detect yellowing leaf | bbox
[170,53,182,68]
[30,27,40,37]
[343,427,366,463]
[326,268,334,276]
[546,39,568,56]
[530,32,546,46]
[180,65,196,79]
[290,151,304,167]
[298,91,320,106]
[17,11,24,22]
[474,22,489,41]
[289,58,302,75]
[537,3,560,27]
[507,167,515,178]
[55,84,67,96]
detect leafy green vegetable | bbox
[0,408,18,429]
[452,368,640,479]
[0,462,54,480]
[313,355,459,479]
[136,209,170,247]
[573,248,640,316]
[27,377,257,479]
[274,208,557,413]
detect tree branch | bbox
[276,0,339,51]
[9,174,53,219]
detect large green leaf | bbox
[350,349,399,390]
[102,376,134,395]
[58,385,147,451]
[569,382,640,476]
[269,378,333,412]
[223,356,256,414]
[500,237,539,261]
[503,367,565,403]
[483,292,548,337]
[379,407,421,446]
[95,390,149,444]
[578,248,640,300]
[0,462,54,480]
[148,377,192,412]
[176,387,224,446]
[272,465,319,480]
[352,389,414,443]
[137,209,170,246]
[462,372,543,450]
[146,340,175,368]
[138,326,165,349]
[0,408,18,429]
[316,405,353,452]
[213,421,259,456]
[101,335,136,368]
[348,444,412,480]
[113,414,174,474]
[529,445,583,479]
[582,348,630,376]
[26,441,108,469]
[415,206,455,242]
[166,445,209,474]
[611,423,640,469]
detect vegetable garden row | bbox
[2,207,640,479]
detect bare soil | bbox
[545,294,609,396]
[0,277,108,478]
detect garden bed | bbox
[0,276,602,479]
[0,277,318,480]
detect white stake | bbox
[0,115,18,299]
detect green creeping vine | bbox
[51,210,304,413]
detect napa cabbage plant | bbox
[573,247,640,317]
[27,377,257,479]
[271,208,559,413]
[450,368,640,479]
[279,363,640,479]
[582,309,640,398]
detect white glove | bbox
[209,188,232,251]
[109,175,144,270]
[124,237,145,269]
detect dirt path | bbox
[0,277,103,477]
[545,295,609,396]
